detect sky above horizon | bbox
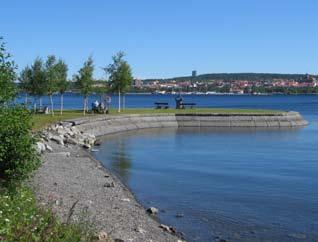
[1,0,318,79]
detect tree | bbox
[55,60,68,115]
[75,56,94,115]
[45,55,58,116]
[104,52,133,112]
[0,106,40,181]
[29,58,46,112]
[0,37,39,182]
[0,37,16,105]
[19,66,32,105]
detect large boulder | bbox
[36,142,46,154]
[50,135,64,145]
[146,207,158,215]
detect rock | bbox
[94,139,102,146]
[147,207,158,215]
[169,227,177,234]
[135,227,146,234]
[36,142,46,154]
[98,231,109,240]
[159,224,170,232]
[104,182,114,188]
[113,239,124,242]
[65,138,78,145]
[70,126,80,134]
[59,121,74,128]
[84,137,95,146]
[55,152,71,157]
[45,144,53,152]
[50,135,64,145]
[57,126,65,133]
[83,143,91,149]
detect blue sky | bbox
[1,0,318,79]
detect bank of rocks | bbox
[36,121,98,154]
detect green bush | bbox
[0,186,96,241]
[0,106,40,181]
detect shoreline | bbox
[30,140,181,242]
[30,112,308,242]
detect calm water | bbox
[88,95,318,241]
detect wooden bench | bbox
[182,103,196,109]
[154,102,169,109]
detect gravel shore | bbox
[30,141,180,242]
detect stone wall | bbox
[71,112,308,137]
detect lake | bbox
[89,95,318,241]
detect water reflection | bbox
[109,140,132,183]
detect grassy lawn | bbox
[31,108,284,130]
[31,110,87,130]
[114,108,283,115]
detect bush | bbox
[0,106,40,181]
[0,185,96,241]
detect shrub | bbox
[0,106,40,181]
[0,185,96,241]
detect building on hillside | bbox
[133,79,143,88]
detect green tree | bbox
[0,37,16,105]
[104,52,133,112]
[0,37,40,182]
[45,55,58,116]
[0,106,40,181]
[19,66,32,105]
[75,56,94,115]
[29,58,47,112]
[55,60,68,115]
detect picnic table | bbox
[154,102,169,109]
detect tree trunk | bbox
[123,94,125,111]
[50,95,54,116]
[60,94,64,115]
[83,96,86,115]
[33,97,37,113]
[118,89,121,113]
[25,93,28,105]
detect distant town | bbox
[130,72,318,95]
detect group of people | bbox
[175,95,184,109]
[92,95,111,114]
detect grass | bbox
[112,108,284,115]
[31,110,87,130]
[31,108,284,130]
[0,185,96,242]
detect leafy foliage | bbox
[28,57,47,98]
[0,106,40,181]
[56,60,68,94]
[0,37,17,104]
[45,55,59,96]
[75,56,94,97]
[0,185,96,242]
[104,51,133,94]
